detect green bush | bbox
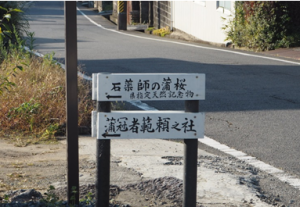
[0,2,29,45]
[0,1,29,94]
[224,1,300,51]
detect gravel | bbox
[1,153,300,206]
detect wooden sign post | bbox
[96,101,111,207]
[65,2,79,205]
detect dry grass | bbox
[0,50,93,143]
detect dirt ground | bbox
[0,138,67,194]
[1,137,288,207]
[0,138,180,206]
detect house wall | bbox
[111,1,118,24]
[173,1,234,45]
[153,1,172,29]
[140,1,149,24]
[94,1,112,12]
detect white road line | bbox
[24,46,92,81]
[199,136,300,190]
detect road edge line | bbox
[199,136,300,190]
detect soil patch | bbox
[0,138,179,206]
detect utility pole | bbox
[117,1,127,30]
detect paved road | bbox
[27,2,300,181]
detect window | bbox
[217,1,232,14]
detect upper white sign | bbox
[93,73,205,101]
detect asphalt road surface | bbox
[27,1,300,184]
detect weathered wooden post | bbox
[96,101,111,207]
[183,100,199,207]
[92,74,112,207]
[65,1,79,205]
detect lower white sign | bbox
[96,111,205,139]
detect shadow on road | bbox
[77,58,300,112]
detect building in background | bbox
[172,1,233,45]
[92,1,234,46]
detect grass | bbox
[7,172,25,179]
[152,26,171,37]
[11,162,23,168]
[0,45,93,144]
[146,27,154,31]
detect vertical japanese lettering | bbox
[156,117,170,132]
[168,91,177,98]
[144,92,151,99]
[138,80,150,91]
[129,118,140,133]
[162,77,172,91]
[140,117,155,133]
[130,92,135,99]
[171,121,181,131]
[106,117,116,133]
[174,78,186,90]
[160,91,166,98]
[152,82,160,90]
[124,79,133,91]
[185,90,194,98]
[152,91,159,99]
[116,117,128,132]
[177,91,184,98]
[137,92,143,99]
[111,82,121,91]
[182,118,196,133]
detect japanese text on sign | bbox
[97,111,205,139]
[95,73,205,101]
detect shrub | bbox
[223,1,300,51]
[152,26,171,37]
[0,2,29,43]
[0,50,93,141]
[0,2,29,95]
[0,2,29,51]
[0,1,92,143]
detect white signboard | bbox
[96,111,205,139]
[94,73,205,101]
